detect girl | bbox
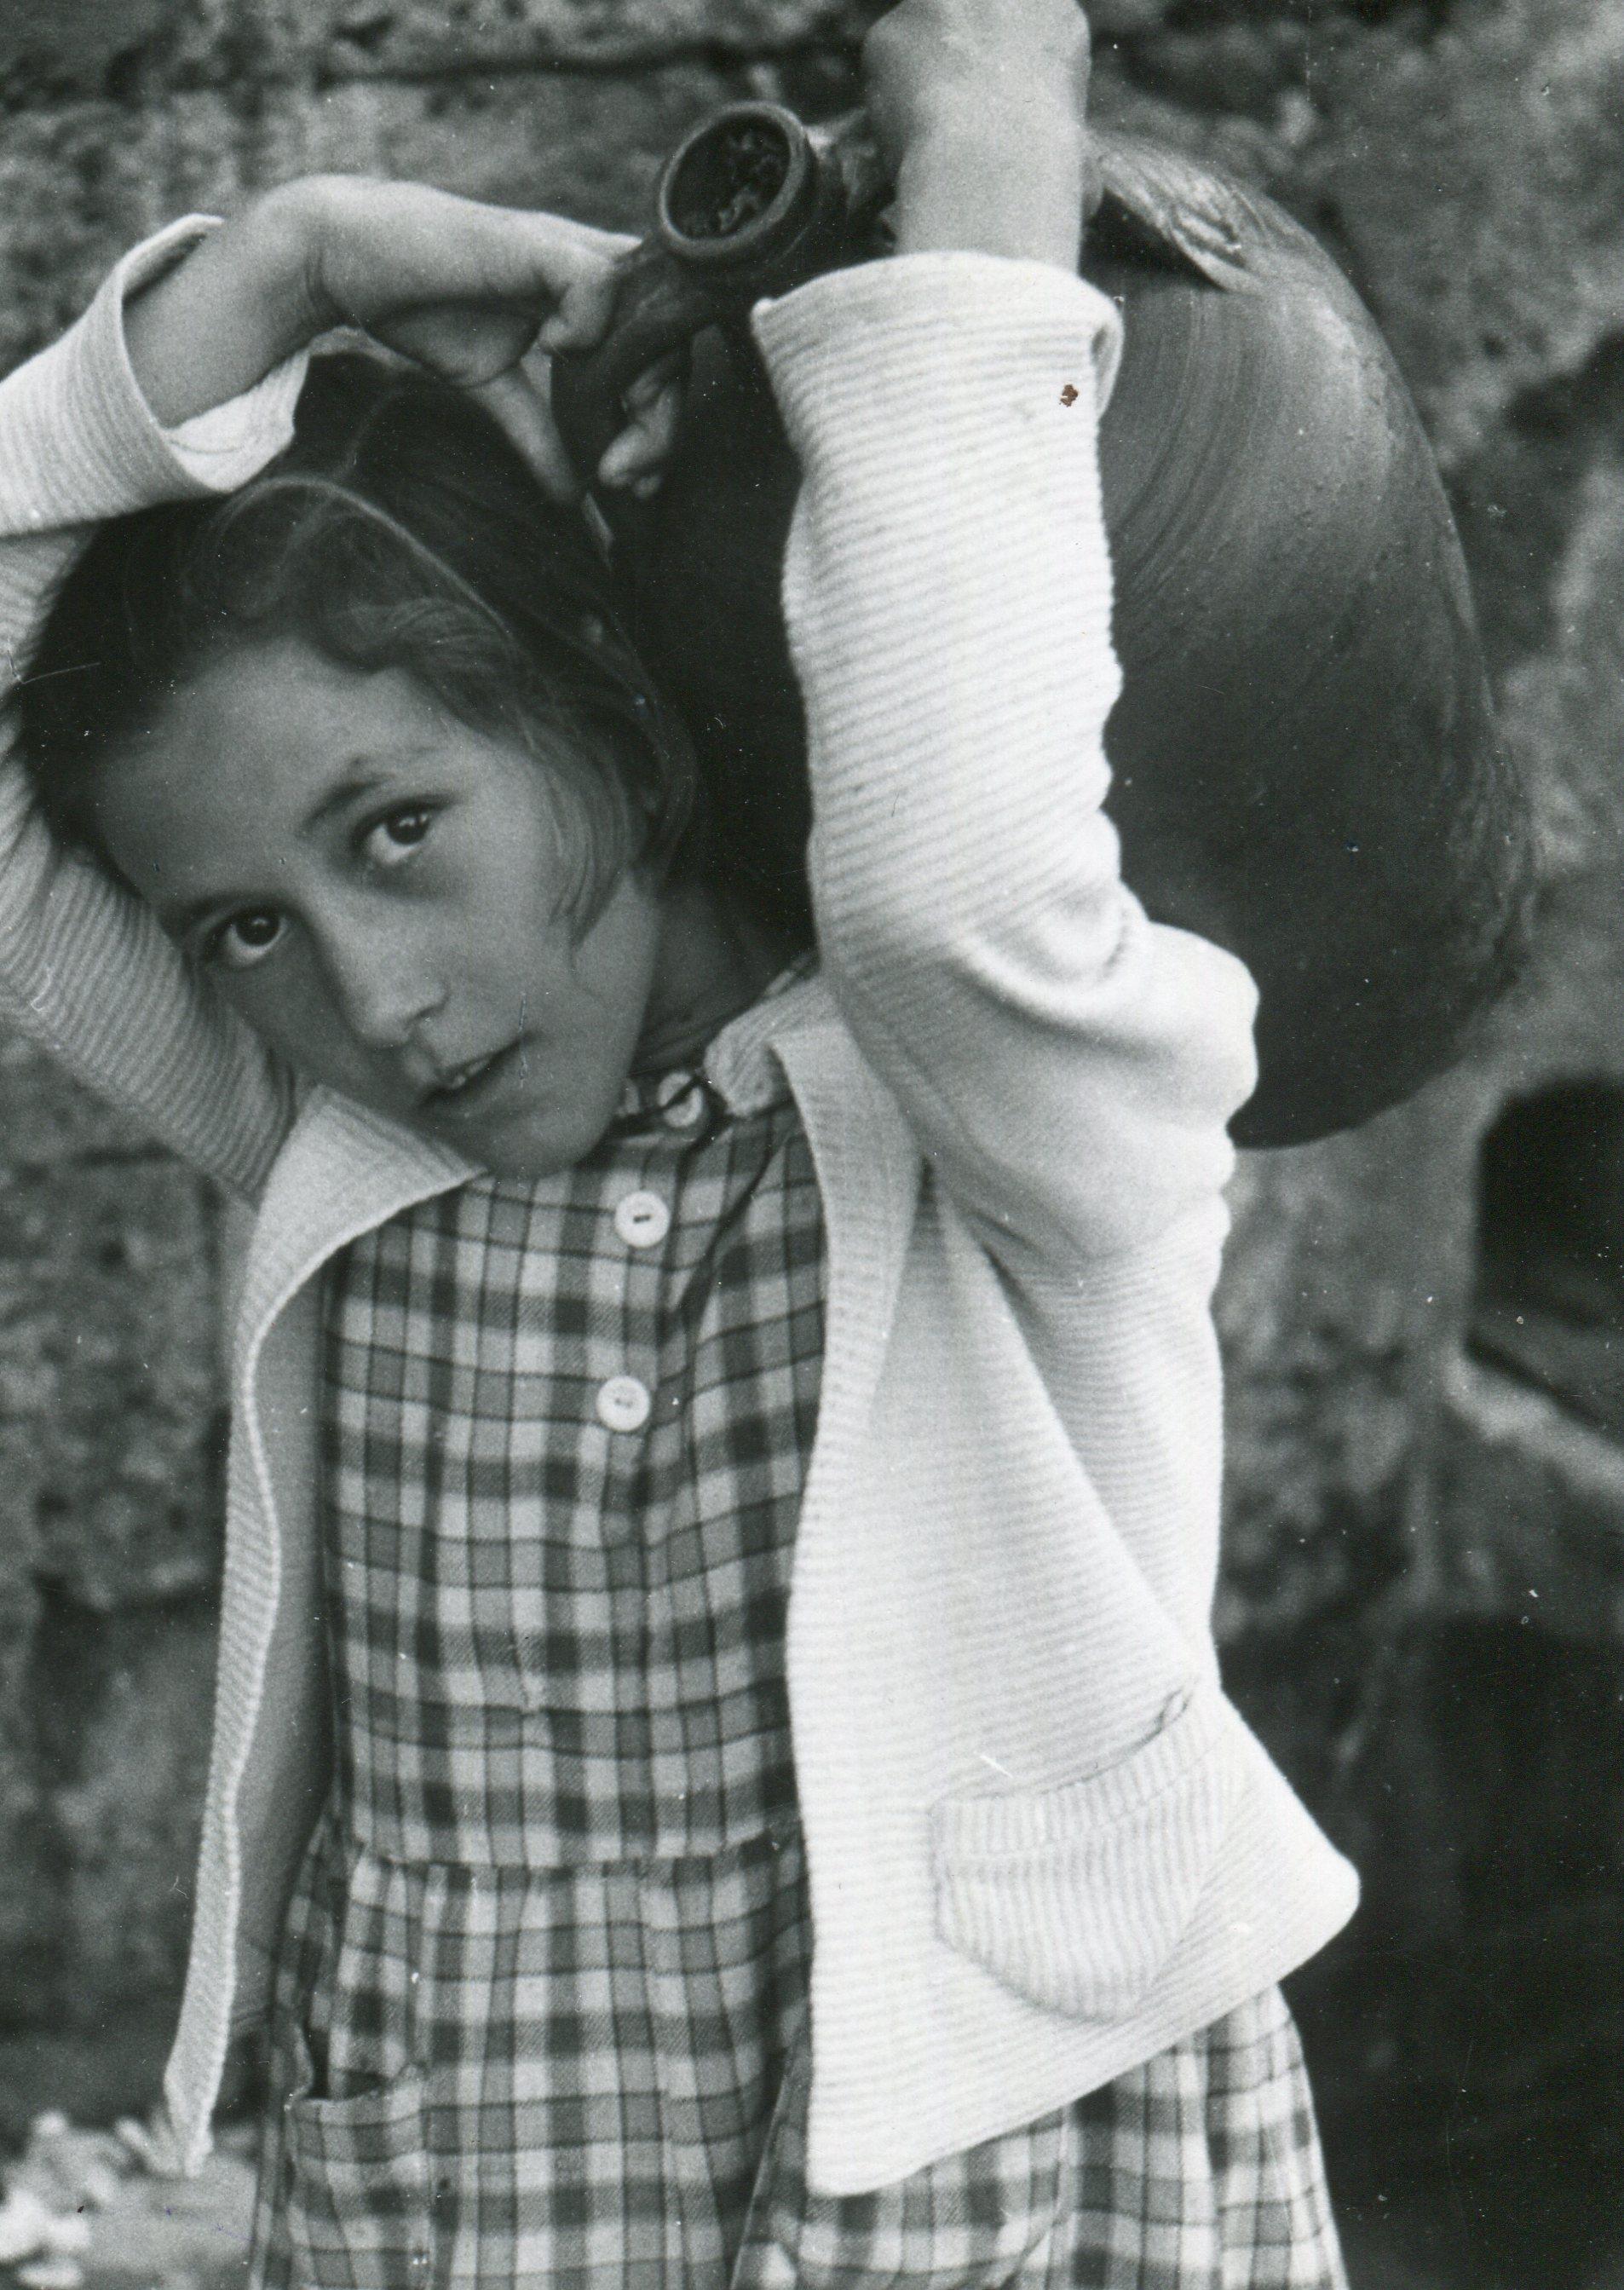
[0,2,1360,2281]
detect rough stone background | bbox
[0,2,1621,2283]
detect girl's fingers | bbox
[487,212,635,329]
[319,180,682,499]
[535,258,631,355]
[377,298,533,387]
[402,196,628,305]
[596,353,686,490]
[470,355,585,505]
[409,326,681,508]
[623,351,685,412]
[471,345,683,505]
[314,179,634,342]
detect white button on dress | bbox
[613,1190,671,1249]
[596,1375,653,1433]
[656,1074,707,1131]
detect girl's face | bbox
[92,639,733,1178]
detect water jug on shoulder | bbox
[551,102,1529,1147]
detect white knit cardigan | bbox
[0,223,1357,2194]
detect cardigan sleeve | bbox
[752,253,1259,1264]
[0,221,307,1201]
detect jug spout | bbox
[655,103,890,292]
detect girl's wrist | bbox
[889,107,1090,268]
[123,186,327,430]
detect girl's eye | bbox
[210,909,286,971]
[362,807,434,869]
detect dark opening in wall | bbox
[1470,1081,1624,1437]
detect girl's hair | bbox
[13,351,700,928]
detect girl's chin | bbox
[412,1091,622,1181]
[325,1045,624,1179]
[458,1131,592,1181]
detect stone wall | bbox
[2,0,1621,2274]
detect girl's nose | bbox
[322,922,446,1052]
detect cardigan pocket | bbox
[280,2035,435,2289]
[930,1681,1246,2022]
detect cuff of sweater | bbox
[751,250,1123,445]
[3,217,308,527]
[102,219,310,494]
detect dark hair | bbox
[12,351,700,928]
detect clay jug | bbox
[551,103,1529,1146]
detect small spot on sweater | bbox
[1059,383,1080,407]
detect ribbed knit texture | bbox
[0,241,1358,2194]
[0,219,304,1200]
[756,257,1246,1264]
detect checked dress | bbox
[249,1016,1349,2289]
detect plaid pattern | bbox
[319,1076,821,1867]
[734,1984,1348,2289]
[254,1066,825,2287]
[249,1056,1347,2287]
[256,1813,813,2287]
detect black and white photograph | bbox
[0,2,1617,2284]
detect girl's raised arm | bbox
[755,0,1259,1266]
[0,222,308,1198]
[0,182,664,1198]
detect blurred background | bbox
[0,1,1621,2284]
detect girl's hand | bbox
[370,256,683,505]
[861,0,1098,266]
[123,176,678,501]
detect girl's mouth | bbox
[424,1040,524,1113]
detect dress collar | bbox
[610,955,826,1128]
[701,958,827,1115]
